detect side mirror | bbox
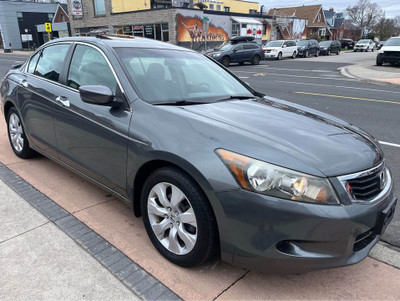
[233,49,238,53]
[282,45,287,48]
[79,85,122,108]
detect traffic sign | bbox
[201,16,209,22]
[45,23,52,33]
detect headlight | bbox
[213,53,222,57]
[216,149,339,205]
[271,49,278,52]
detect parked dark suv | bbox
[207,37,264,67]
[297,39,320,57]
[340,39,355,49]
[319,40,342,55]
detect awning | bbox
[231,16,262,25]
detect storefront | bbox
[115,23,170,42]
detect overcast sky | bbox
[258,0,400,18]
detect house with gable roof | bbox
[267,4,331,40]
[324,8,345,40]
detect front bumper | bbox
[355,46,368,51]
[216,182,396,274]
[378,53,400,63]
[320,49,330,54]
[264,52,278,58]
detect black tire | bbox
[276,52,282,60]
[292,51,296,59]
[354,49,357,52]
[315,50,320,57]
[6,107,36,159]
[371,47,374,52]
[337,49,340,55]
[239,62,245,65]
[252,55,260,65]
[327,50,331,56]
[304,50,309,58]
[376,56,383,66]
[141,167,218,267]
[222,56,230,67]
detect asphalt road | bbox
[1,51,400,248]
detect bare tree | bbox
[373,17,396,40]
[346,0,383,33]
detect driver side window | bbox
[67,45,117,94]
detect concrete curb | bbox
[0,162,181,301]
[370,241,400,270]
[339,66,400,88]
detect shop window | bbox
[232,22,240,37]
[262,24,267,35]
[94,0,106,16]
[155,24,162,40]
[217,5,221,11]
[249,9,257,14]
[144,24,154,39]
[224,7,230,12]
[209,4,214,10]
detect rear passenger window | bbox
[27,52,40,74]
[67,45,117,94]
[34,44,70,83]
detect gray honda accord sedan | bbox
[0,36,397,273]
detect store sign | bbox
[133,25,144,36]
[144,25,154,39]
[21,34,33,42]
[71,0,83,17]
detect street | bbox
[1,50,400,299]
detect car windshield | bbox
[385,38,400,46]
[266,41,283,47]
[297,41,308,46]
[115,48,254,104]
[319,41,331,46]
[218,43,235,51]
[358,40,369,44]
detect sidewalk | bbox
[0,178,139,300]
[340,60,400,87]
[0,50,31,56]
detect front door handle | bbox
[20,79,28,88]
[55,96,70,108]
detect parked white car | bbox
[263,40,297,60]
[354,39,375,52]
[376,37,400,66]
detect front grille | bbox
[383,51,400,59]
[347,166,385,201]
[266,50,271,53]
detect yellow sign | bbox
[45,23,52,33]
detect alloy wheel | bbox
[147,182,197,255]
[8,113,24,152]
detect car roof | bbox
[45,36,193,52]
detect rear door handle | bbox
[20,79,28,88]
[55,96,70,108]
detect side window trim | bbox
[65,42,125,95]
[23,42,72,84]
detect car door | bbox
[231,44,244,63]
[53,43,131,197]
[17,43,71,158]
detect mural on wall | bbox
[177,14,229,49]
[292,19,307,40]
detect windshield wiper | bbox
[214,95,256,102]
[153,100,210,106]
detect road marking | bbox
[238,76,249,79]
[294,91,400,105]
[250,66,335,73]
[233,70,356,82]
[379,141,400,148]
[275,80,400,95]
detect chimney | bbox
[329,8,334,12]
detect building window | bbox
[209,4,214,10]
[249,9,257,14]
[232,21,240,37]
[48,13,54,20]
[217,5,221,11]
[61,15,66,22]
[94,0,106,16]
[16,12,23,18]
[224,7,229,12]
[262,24,267,35]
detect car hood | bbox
[381,45,400,51]
[179,97,382,177]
